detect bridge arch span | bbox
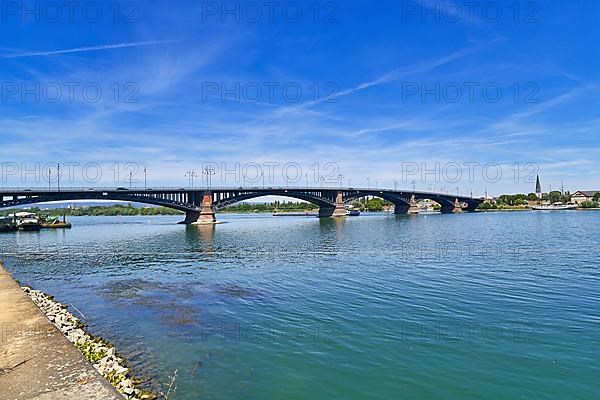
[0,192,199,213]
[343,190,412,213]
[213,190,336,210]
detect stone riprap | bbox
[21,286,157,400]
[0,263,122,400]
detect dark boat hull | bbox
[18,223,42,231]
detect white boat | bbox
[345,205,360,216]
[418,210,441,215]
[10,212,42,231]
[531,202,578,211]
[418,201,441,214]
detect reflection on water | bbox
[185,224,216,254]
[2,212,600,399]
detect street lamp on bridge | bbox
[185,170,198,188]
[203,167,216,191]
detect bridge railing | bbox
[0,186,482,200]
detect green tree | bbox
[548,191,562,203]
[366,198,385,212]
[580,201,599,209]
[478,202,493,210]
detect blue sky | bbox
[1,0,599,195]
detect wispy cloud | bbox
[276,39,501,116]
[0,40,177,59]
[322,39,502,102]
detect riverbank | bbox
[0,263,122,399]
[22,287,158,400]
[475,207,531,212]
[0,263,156,400]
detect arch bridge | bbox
[0,187,483,224]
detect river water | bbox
[1,211,599,399]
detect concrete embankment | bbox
[0,263,122,400]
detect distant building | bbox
[571,191,600,205]
[535,175,542,199]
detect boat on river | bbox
[11,212,42,231]
[531,202,578,211]
[346,206,360,216]
[40,215,72,229]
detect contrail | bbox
[0,40,177,59]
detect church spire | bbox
[535,175,542,198]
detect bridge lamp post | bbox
[48,169,51,190]
[57,163,60,192]
[367,177,370,189]
[203,167,216,191]
[144,166,147,189]
[186,170,199,188]
[337,174,343,189]
[305,173,309,189]
[128,171,134,189]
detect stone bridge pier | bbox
[394,194,419,215]
[181,193,216,224]
[440,198,463,214]
[318,191,347,218]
